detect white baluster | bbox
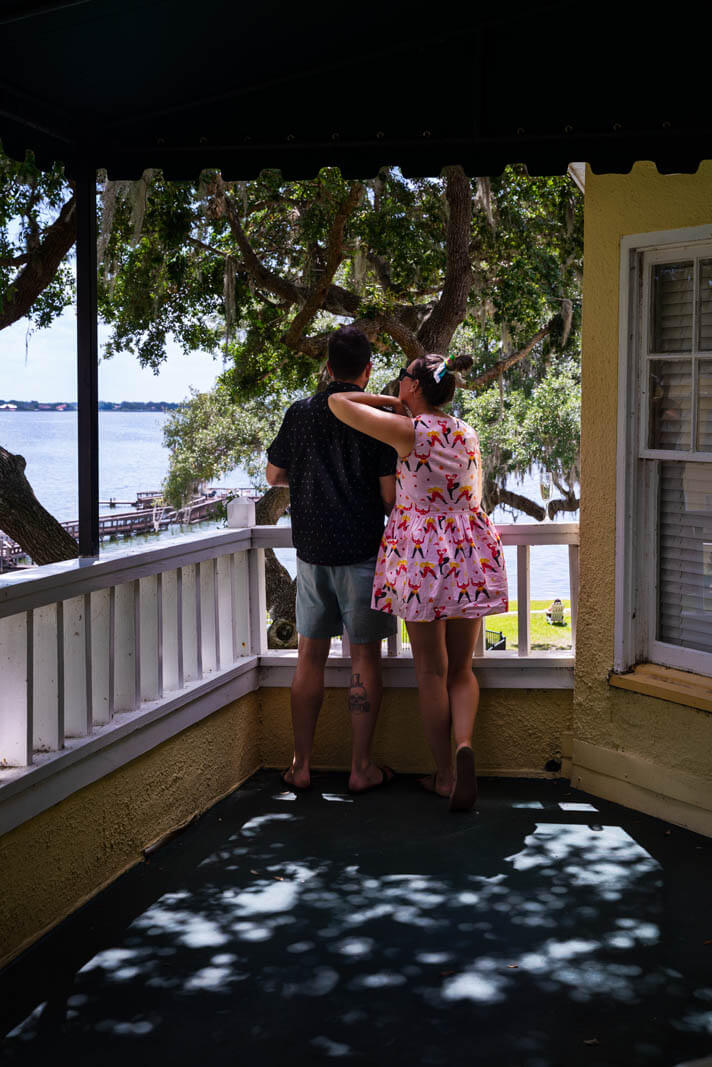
[198,560,217,674]
[89,588,112,725]
[114,581,138,711]
[247,547,268,655]
[216,553,233,666]
[517,544,531,657]
[231,551,251,658]
[0,612,31,766]
[32,604,62,750]
[386,623,402,658]
[63,594,91,736]
[568,543,580,649]
[180,564,200,682]
[139,575,161,701]
[161,568,181,691]
[474,620,486,657]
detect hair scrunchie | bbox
[433,353,457,383]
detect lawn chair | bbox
[545,598,565,625]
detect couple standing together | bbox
[266,326,508,812]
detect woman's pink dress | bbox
[372,413,508,622]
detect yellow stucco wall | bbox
[0,692,260,968]
[576,161,712,830]
[261,687,572,778]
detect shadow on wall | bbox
[1,773,711,1067]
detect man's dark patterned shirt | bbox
[267,381,397,565]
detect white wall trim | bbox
[259,651,575,690]
[571,739,712,837]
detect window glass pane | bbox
[700,260,712,351]
[649,359,692,450]
[651,262,693,352]
[658,462,712,653]
[697,361,712,452]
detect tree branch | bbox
[489,485,546,521]
[220,182,302,307]
[417,166,473,354]
[462,320,556,391]
[0,195,76,331]
[547,493,580,519]
[283,182,364,348]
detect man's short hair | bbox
[327,326,372,380]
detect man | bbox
[266,326,397,793]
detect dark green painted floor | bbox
[2,771,712,1066]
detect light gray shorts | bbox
[296,555,397,645]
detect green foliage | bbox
[0,148,584,516]
[0,150,75,325]
[161,382,309,506]
[460,358,581,502]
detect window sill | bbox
[609,663,712,714]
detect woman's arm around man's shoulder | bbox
[328,392,415,459]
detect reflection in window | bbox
[649,360,691,450]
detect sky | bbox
[0,310,222,402]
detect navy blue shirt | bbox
[267,381,397,565]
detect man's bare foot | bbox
[417,772,453,798]
[348,763,395,793]
[280,763,311,791]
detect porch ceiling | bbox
[2,771,711,1065]
[0,1,709,178]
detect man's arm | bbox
[379,474,396,515]
[266,462,289,487]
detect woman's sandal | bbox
[449,746,477,812]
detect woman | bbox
[328,353,508,812]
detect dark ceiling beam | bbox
[0,0,95,25]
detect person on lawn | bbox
[266,326,397,793]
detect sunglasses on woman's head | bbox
[397,368,417,382]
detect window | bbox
[616,228,712,676]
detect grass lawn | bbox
[488,599,572,651]
[398,599,572,652]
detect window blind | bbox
[658,461,712,653]
[652,262,693,353]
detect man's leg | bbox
[283,635,330,790]
[347,640,390,792]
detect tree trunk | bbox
[255,486,298,648]
[0,446,80,564]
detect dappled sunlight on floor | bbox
[2,774,712,1066]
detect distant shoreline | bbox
[0,402,181,413]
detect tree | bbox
[0,154,582,645]
[0,151,80,562]
[103,165,580,643]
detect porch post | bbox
[75,163,99,557]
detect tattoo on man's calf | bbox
[349,672,370,715]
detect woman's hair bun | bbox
[452,355,473,373]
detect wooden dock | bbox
[0,486,264,568]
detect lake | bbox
[0,411,576,599]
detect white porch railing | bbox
[0,521,578,834]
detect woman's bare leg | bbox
[445,618,481,810]
[444,618,481,748]
[406,619,453,796]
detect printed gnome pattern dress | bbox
[372,413,508,621]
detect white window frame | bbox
[615,223,712,675]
